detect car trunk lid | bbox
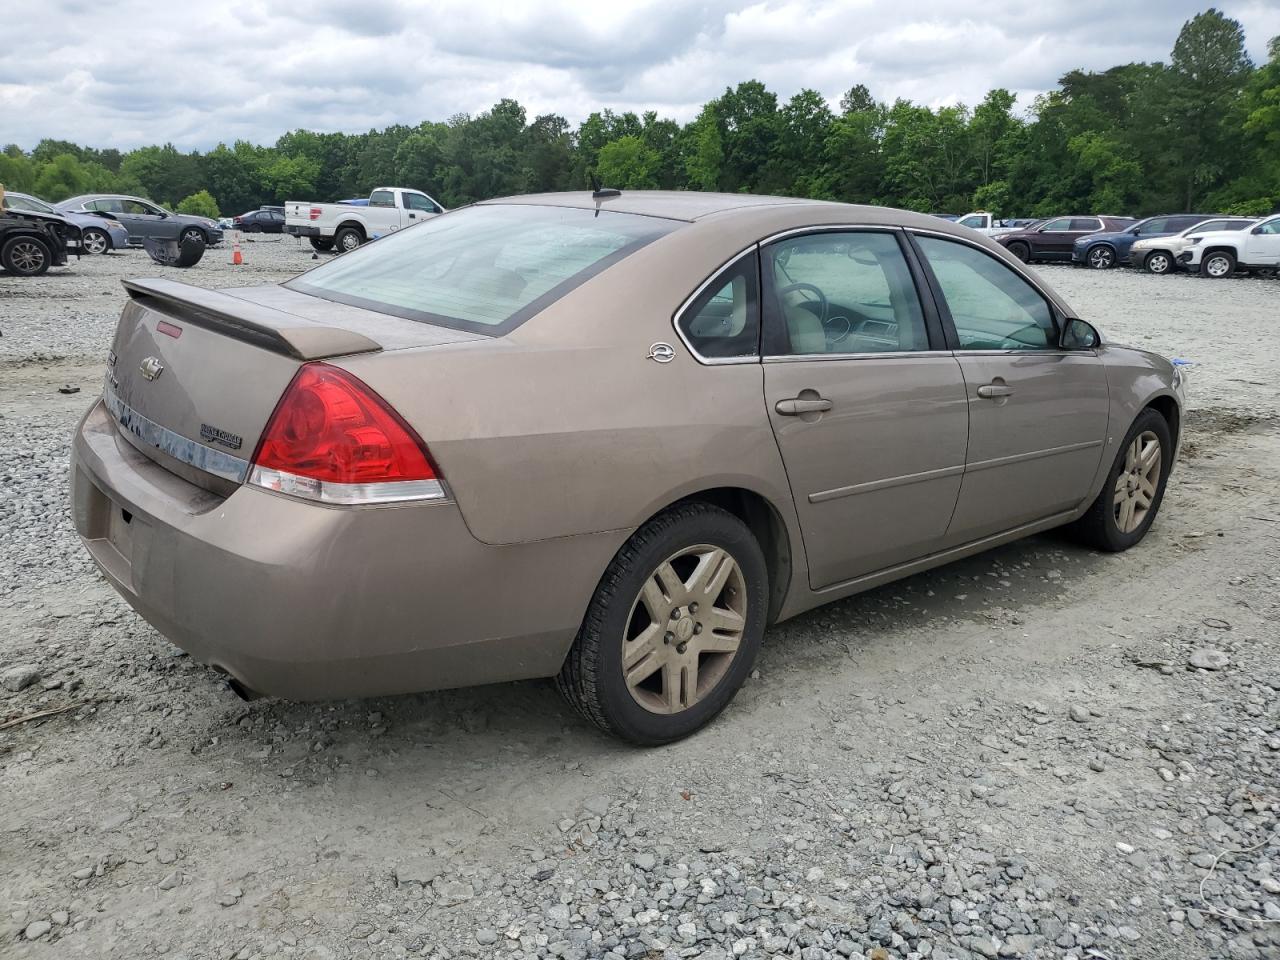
[105,278,483,495]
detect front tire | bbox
[1,235,53,276]
[1200,250,1236,278]
[81,228,111,255]
[1144,251,1173,275]
[557,502,767,745]
[1007,241,1030,263]
[181,227,206,246]
[1070,409,1172,552]
[1085,244,1116,269]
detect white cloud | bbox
[1,0,1275,150]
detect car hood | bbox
[4,208,76,228]
[1075,230,1132,246]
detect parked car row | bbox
[947,209,1280,279]
[56,194,223,250]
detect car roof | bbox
[481,190,948,230]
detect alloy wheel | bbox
[621,544,747,715]
[1113,430,1161,534]
[1205,255,1232,278]
[182,229,203,244]
[9,240,47,273]
[83,231,109,255]
[1088,246,1114,269]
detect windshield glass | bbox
[288,204,680,335]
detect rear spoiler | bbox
[122,278,382,361]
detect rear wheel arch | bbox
[336,220,366,239]
[649,487,794,625]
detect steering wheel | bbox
[823,315,852,344]
[776,281,828,324]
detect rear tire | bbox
[309,237,335,252]
[1199,250,1236,278]
[335,226,363,253]
[1144,251,1173,275]
[1007,241,1030,263]
[557,502,767,745]
[1085,244,1116,269]
[1,235,52,276]
[1069,408,1172,552]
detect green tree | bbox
[176,189,220,218]
[596,135,659,188]
[1163,8,1255,208]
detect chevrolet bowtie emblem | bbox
[139,356,164,382]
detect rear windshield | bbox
[287,204,680,335]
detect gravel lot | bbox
[2,241,1278,960]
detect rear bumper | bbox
[285,225,322,238]
[70,400,617,700]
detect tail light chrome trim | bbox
[247,466,446,505]
[103,386,249,483]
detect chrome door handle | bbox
[977,383,1013,399]
[775,397,833,416]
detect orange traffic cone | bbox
[231,231,243,265]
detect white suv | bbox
[1181,214,1280,278]
[1129,217,1256,274]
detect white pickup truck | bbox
[284,187,444,253]
[954,211,1024,237]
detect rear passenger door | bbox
[759,229,969,588]
[911,233,1109,542]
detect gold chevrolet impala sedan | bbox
[71,191,1184,743]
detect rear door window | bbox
[763,231,930,356]
[288,204,679,336]
[1069,218,1102,232]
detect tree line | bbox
[2,8,1276,221]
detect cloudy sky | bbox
[4,1,1278,151]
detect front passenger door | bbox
[760,230,969,589]
[1243,218,1280,265]
[912,234,1109,543]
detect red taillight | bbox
[308,207,322,221]
[248,363,443,504]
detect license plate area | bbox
[107,504,134,557]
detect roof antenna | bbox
[589,172,621,201]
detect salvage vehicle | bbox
[284,187,444,253]
[994,215,1135,263]
[1180,214,1280,277]
[1071,214,1224,270]
[3,191,130,254]
[1128,217,1257,274]
[70,192,1184,744]
[1,206,80,276]
[56,194,222,249]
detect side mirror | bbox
[1062,318,1100,350]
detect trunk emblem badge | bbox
[139,356,164,381]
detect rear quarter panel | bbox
[337,223,802,550]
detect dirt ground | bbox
[1,239,1277,960]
